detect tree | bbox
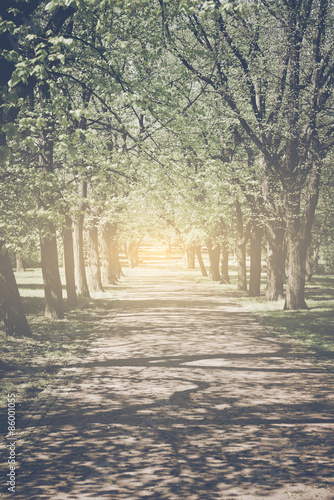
[0,0,69,332]
[62,215,78,307]
[0,241,32,337]
[157,0,334,309]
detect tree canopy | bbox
[0,0,333,333]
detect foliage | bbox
[0,0,333,311]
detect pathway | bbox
[8,260,334,498]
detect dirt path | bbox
[5,261,334,499]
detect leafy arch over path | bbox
[0,0,333,334]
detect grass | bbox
[187,259,334,367]
[0,266,132,413]
[233,275,334,365]
[0,321,78,409]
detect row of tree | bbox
[0,0,333,336]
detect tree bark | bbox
[62,215,77,308]
[236,241,247,291]
[39,223,64,319]
[38,218,64,320]
[0,4,75,324]
[73,222,90,298]
[87,225,103,292]
[185,246,196,269]
[259,153,286,301]
[249,223,263,296]
[221,241,230,284]
[284,165,320,309]
[115,244,123,279]
[305,240,320,282]
[16,251,25,272]
[206,239,221,281]
[234,199,249,291]
[284,235,308,310]
[73,181,90,298]
[195,246,207,276]
[38,82,64,318]
[265,225,285,301]
[101,223,118,284]
[127,240,139,268]
[0,242,32,337]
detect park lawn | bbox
[180,259,334,367]
[223,271,334,367]
[0,318,81,409]
[184,256,334,366]
[0,267,129,411]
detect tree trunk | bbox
[101,222,118,284]
[0,242,32,337]
[236,241,247,291]
[249,223,263,296]
[114,244,123,279]
[284,166,320,310]
[234,199,249,291]
[38,82,64,318]
[259,152,286,301]
[185,246,196,269]
[16,251,25,272]
[206,239,221,281]
[284,236,308,310]
[0,3,75,328]
[305,242,320,282]
[39,223,64,319]
[87,225,103,292]
[127,240,139,268]
[221,241,230,284]
[195,246,207,276]
[73,182,90,298]
[73,219,90,298]
[62,215,77,308]
[265,225,285,300]
[305,223,322,282]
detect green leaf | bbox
[2,123,19,139]
[67,144,76,158]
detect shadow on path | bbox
[3,262,334,499]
